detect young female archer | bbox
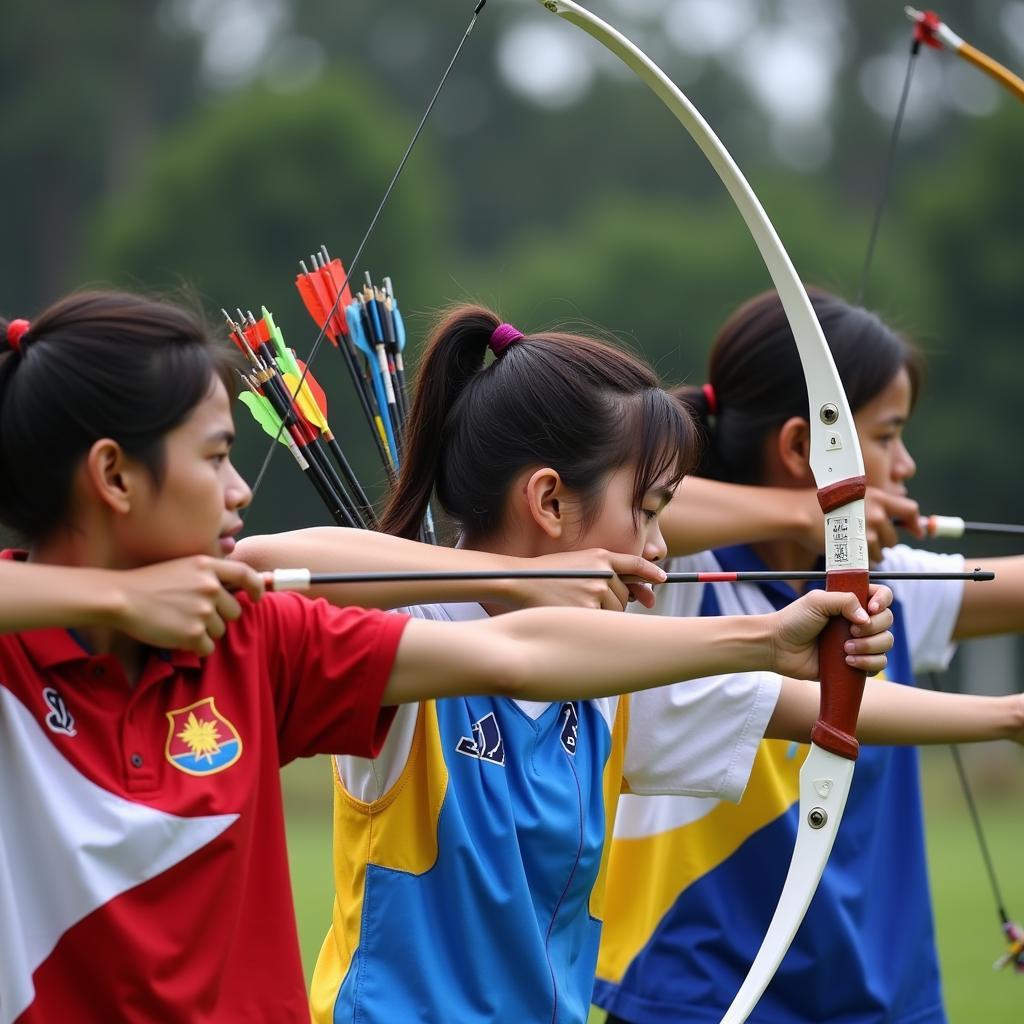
[0,291,893,1024]
[239,303,1020,1024]
[594,288,1024,1024]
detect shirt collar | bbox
[3,549,201,673]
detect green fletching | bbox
[262,306,301,379]
[238,391,289,445]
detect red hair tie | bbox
[6,319,30,355]
[702,382,718,415]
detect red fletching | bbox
[913,9,943,48]
[321,259,354,332]
[295,273,341,345]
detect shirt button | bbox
[130,753,144,769]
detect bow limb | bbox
[536,3,870,1019]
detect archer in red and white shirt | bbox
[0,555,407,1024]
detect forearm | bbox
[0,562,124,633]
[955,555,1024,637]
[662,478,817,557]
[768,675,1024,745]
[235,528,527,609]
[385,608,773,704]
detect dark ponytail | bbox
[380,304,699,541]
[675,287,924,484]
[0,291,239,542]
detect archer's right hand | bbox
[109,556,265,655]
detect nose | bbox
[894,439,916,483]
[644,520,668,564]
[226,462,253,512]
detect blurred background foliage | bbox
[1,0,1022,530]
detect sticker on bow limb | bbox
[825,513,866,571]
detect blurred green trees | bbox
[1,0,1021,531]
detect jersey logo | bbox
[43,687,76,737]
[455,712,505,766]
[559,702,578,756]
[165,697,242,776]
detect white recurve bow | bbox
[534,3,871,1020]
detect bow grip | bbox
[813,478,869,761]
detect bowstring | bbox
[244,0,488,514]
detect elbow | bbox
[233,535,271,569]
[484,636,534,701]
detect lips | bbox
[219,522,243,554]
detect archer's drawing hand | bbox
[110,556,265,655]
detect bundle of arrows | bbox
[226,244,437,541]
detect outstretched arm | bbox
[768,674,1024,746]
[383,585,893,705]
[955,554,1024,638]
[0,557,264,655]
[236,527,665,610]
[662,479,921,563]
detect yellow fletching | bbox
[282,372,329,431]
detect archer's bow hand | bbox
[770,584,894,681]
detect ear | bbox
[775,416,815,484]
[523,467,565,540]
[83,438,138,516]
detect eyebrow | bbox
[206,430,236,446]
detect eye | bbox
[642,508,659,522]
[210,451,229,466]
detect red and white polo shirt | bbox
[0,551,407,1023]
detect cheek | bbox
[863,446,894,485]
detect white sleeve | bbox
[333,602,446,803]
[622,672,781,800]
[880,544,965,674]
[621,553,782,801]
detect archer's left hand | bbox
[769,583,894,681]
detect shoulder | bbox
[222,592,410,660]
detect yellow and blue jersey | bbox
[311,600,780,1024]
[594,544,965,1024]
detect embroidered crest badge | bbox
[165,697,242,776]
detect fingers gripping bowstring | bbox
[243,0,488,514]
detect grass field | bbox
[283,746,1023,1022]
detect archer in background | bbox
[596,287,1024,1024]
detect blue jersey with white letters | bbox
[310,600,779,1024]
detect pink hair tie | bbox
[5,319,30,355]
[701,382,718,415]
[489,322,524,358]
